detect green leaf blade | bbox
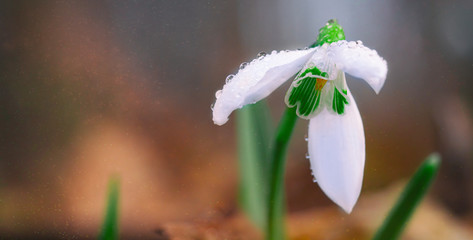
[237,100,273,229]
[372,153,441,240]
[99,177,120,240]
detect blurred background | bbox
[0,0,472,239]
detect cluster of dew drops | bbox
[213,51,268,102]
[214,40,370,100]
[211,40,373,110]
[213,47,314,102]
[340,40,379,58]
[303,134,317,182]
[211,50,279,111]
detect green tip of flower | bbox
[426,152,441,166]
[328,19,338,24]
[315,19,346,46]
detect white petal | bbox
[308,91,365,213]
[212,48,315,125]
[328,40,388,94]
[299,44,339,80]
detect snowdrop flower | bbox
[212,19,387,213]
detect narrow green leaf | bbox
[99,177,120,240]
[236,100,273,229]
[372,153,441,240]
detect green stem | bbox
[266,107,298,240]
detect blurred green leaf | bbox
[99,177,120,240]
[266,107,298,240]
[237,100,273,229]
[372,153,441,240]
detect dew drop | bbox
[257,51,266,58]
[312,176,317,182]
[356,40,363,45]
[215,90,222,98]
[305,153,310,159]
[225,74,234,83]
[271,50,277,54]
[210,103,215,110]
[348,41,356,48]
[239,62,248,70]
[304,134,308,141]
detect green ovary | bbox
[315,19,346,46]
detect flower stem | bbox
[266,106,298,240]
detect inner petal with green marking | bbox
[285,66,326,118]
[332,87,348,114]
[285,67,350,118]
[331,70,350,115]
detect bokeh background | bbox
[1,0,472,239]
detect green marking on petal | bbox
[287,78,323,117]
[332,87,349,115]
[286,67,329,118]
[298,66,329,79]
[315,19,346,46]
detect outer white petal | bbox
[328,40,388,94]
[308,91,365,213]
[212,48,315,125]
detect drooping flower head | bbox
[212,19,387,213]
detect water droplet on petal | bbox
[239,62,248,70]
[225,74,234,83]
[257,51,266,58]
[215,90,222,98]
[356,40,363,45]
[312,176,317,182]
[304,134,308,141]
[348,41,356,48]
[305,153,310,159]
[210,103,215,110]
